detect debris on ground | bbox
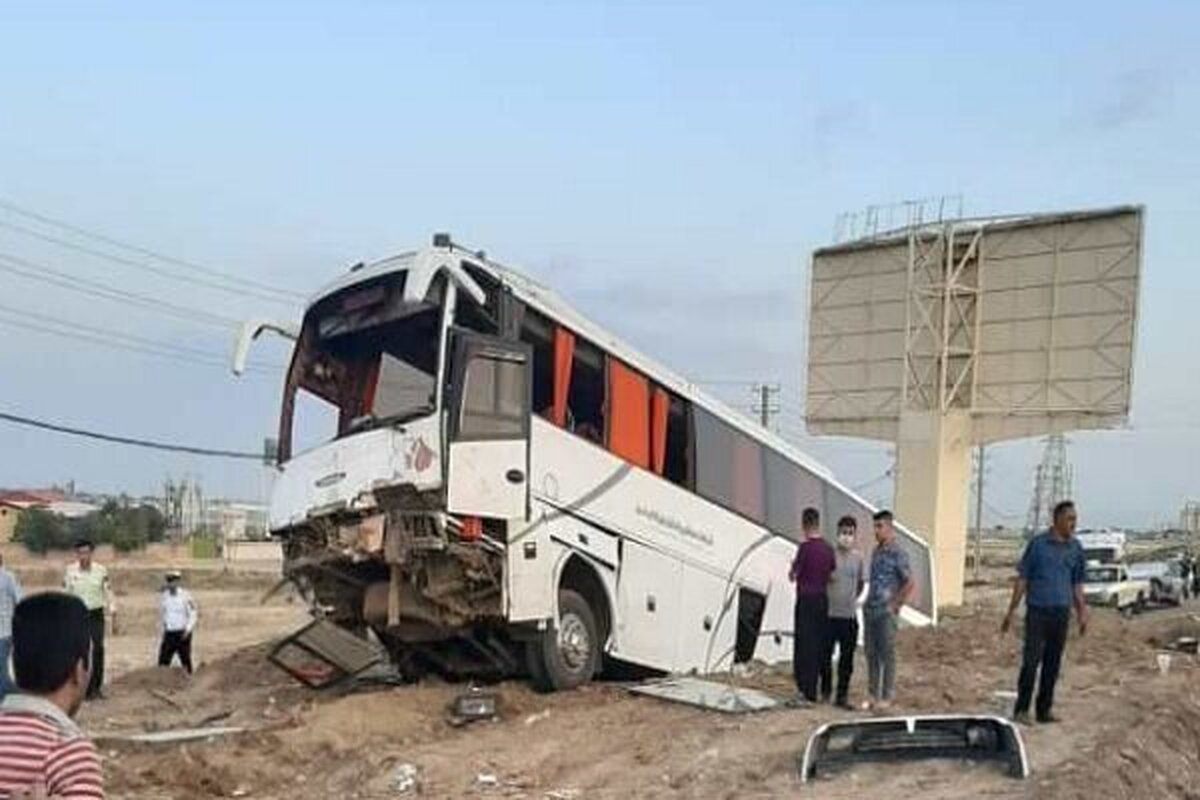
[523,709,551,726]
[269,619,385,689]
[95,725,248,745]
[390,763,420,793]
[448,687,499,727]
[800,715,1030,783]
[629,676,782,713]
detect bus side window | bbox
[694,407,766,525]
[661,394,693,489]
[568,338,606,443]
[518,311,555,420]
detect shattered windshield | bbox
[279,281,444,459]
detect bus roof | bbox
[310,243,843,485]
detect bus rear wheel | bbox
[527,589,600,692]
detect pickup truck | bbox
[1082,563,1150,615]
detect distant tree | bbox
[14,501,166,554]
[14,508,70,554]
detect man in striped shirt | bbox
[0,592,103,799]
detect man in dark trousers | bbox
[862,510,913,711]
[62,540,114,701]
[789,507,836,703]
[820,515,865,708]
[1002,500,1089,725]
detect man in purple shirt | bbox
[789,507,836,702]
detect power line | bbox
[0,410,264,460]
[0,217,299,306]
[0,198,305,301]
[0,250,240,329]
[0,305,282,374]
[0,315,275,375]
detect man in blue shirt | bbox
[862,510,913,711]
[1002,500,1089,725]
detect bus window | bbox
[694,407,765,525]
[518,310,555,419]
[765,449,826,541]
[459,352,528,439]
[568,337,606,444]
[662,395,693,488]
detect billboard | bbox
[806,206,1142,444]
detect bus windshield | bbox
[280,286,444,459]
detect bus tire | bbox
[527,589,600,693]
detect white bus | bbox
[235,236,935,691]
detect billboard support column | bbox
[894,409,971,607]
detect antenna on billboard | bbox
[832,194,964,243]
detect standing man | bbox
[63,540,114,701]
[1002,500,1088,725]
[788,507,836,703]
[158,570,198,674]
[862,510,913,711]
[820,516,865,708]
[0,592,104,799]
[0,552,22,701]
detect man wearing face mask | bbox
[820,516,865,708]
[0,592,104,798]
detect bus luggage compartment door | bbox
[616,541,682,671]
[446,331,532,520]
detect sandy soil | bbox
[15,563,1200,799]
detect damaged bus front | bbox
[238,246,534,678]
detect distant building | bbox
[1181,502,1200,536]
[0,488,72,543]
[205,501,269,541]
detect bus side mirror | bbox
[231,319,300,376]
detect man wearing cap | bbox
[62,540,114,700]
[158,571,198,674]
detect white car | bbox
[1129,561,1188,606]
[1082,564,1150,614]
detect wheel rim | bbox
[558,612,591,673]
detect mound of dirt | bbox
[1037,675,1200,800]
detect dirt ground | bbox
[14,562,1200,799]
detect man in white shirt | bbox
[157,571,197,674]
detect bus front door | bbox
[446,331,533,520]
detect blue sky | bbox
[0,1,1196,527]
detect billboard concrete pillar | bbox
[894,410,972,607]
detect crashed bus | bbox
[234,236,935,691]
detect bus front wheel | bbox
[527,589,600,692]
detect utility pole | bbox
[973,444,986,583]
[753,384,781,429]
